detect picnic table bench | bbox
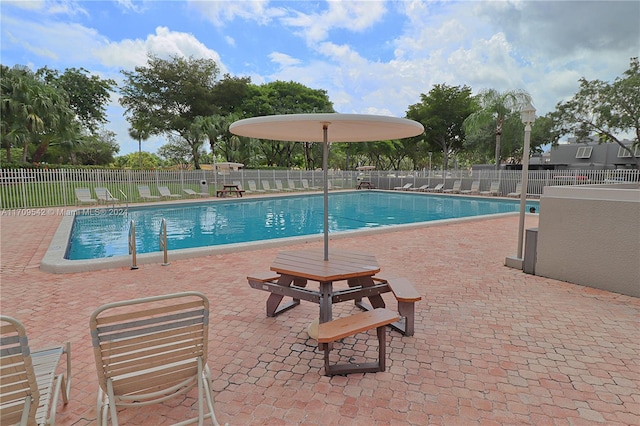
[216,184,245,198]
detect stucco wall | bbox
[535,184,640,297]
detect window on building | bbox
[575,146,592,159]
[617,145,640,158]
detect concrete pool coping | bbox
[40,192,533,274]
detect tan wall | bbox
[536,185,640,297]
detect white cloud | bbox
[281,0,387,44]
[95,26,228,74]
[1,15,108,65]
[187,0,284,26]
[268,52,301,68]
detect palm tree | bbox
[463,89,532,169]
[128,120,151,169]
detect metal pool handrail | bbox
[159,218,170,266]
[129,220,138,270]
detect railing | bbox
[0,168,638,209]
[159,218,169,266]
[128,220,138,270]
[118,189,128,210]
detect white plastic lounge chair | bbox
[232,180,252,194]
[261,180,278,192]
[247,180,265,193]
[426,183,444,192]
[301,179,320,190]
[507,183,522,198]
[94,187,119,203]
[90,292,222,426]
[137,185,161,201]
[183,188,208,198]
[394,183,413,191]
[461,181,480,194]
[409,184,429,192]
[74,187,97,205]
[287,179,303,191]
[443,180,462,193]
[480,181,500,196]
[157,186,181,199]
[1,316,71,426]
[275,180,291,191]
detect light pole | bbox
[506,101,536,269]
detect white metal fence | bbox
[1,168,638,209]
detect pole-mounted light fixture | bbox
[506,100,536,269]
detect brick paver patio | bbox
[1,207,638,425]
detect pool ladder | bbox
[128,218,170,270]
[159,218,170,266]
[129,220,138,270]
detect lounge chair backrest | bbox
[248,180,258,191]
[275,180,284,190]
[233,181,244,190]
[1,316,40,425]
[287,180,298,190]
[490,181,500,191]
[158,186,174,197]
[470,181,480,191]
[301,179,310,189]
[453,180,462,189]
[90,292,220,425]
[1,316,71,426]
[75,188,92,199]
[261,180,272,190]
[137,185,152,196]
[95,187,117,201]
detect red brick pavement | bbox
[1,210,638,425]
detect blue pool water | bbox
[65,192,538,260]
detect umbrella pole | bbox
[323,124,329,261]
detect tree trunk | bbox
[22,143,28,163]
[32,139,50,163]
[494,133,501,170]
[192,145,200,169]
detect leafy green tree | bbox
[463,88,532,169]
[157,136,207,167]
[112,151,163,169]
[73,130,120,165]
[406,84,475,170]
[211,74,251,115]
[240,81,334,169]
[128,118,152,169]
[120,55,220,169]
[551,57,639,167]
[0,65,76,163]
[38,66,115,135]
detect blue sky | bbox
[1,0,638,155]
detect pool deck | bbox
[1,202,638,425]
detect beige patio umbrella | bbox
[229,113,424,261]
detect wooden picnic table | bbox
[262,249,387,324]
[247,248,420,338]
[357,181,375,189]
[216,184,245,198]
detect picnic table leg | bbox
[348,277,386,311]
[265,275,298,317]
[318,281,332,323]
[318,280,334,350]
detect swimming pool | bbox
[63,191,538,261]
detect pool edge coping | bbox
[40,209,524,274]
